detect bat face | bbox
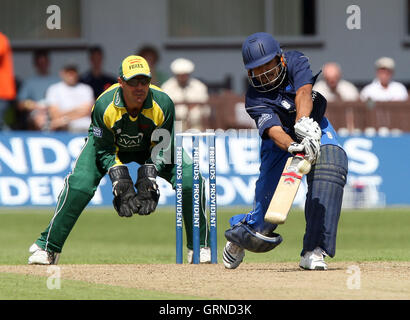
[283,171,302,184]
[264,154,310,224]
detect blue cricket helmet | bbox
[242,32,287,92]
[242,32,282,70]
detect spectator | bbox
[313,62,359,102]
[45,64,94,133]
[136,45,169,86]
[17,49,59,130]
[80,46,116,99]
[0,32,16,130]
[360,57,408,102]
[161,58,210,131]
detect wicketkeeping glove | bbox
[108,165,140,217]
[134,164,160,215]
[294,116,322,142]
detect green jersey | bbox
[89,83,175,172]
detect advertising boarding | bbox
[0,131,408,208]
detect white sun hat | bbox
[170,58,195,75]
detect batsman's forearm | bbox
[295,84,313,122]
[266,126,294,151]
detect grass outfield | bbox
[1,206,410,265]
[0,206,409,299]
[0,273,203,300]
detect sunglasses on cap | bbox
[124,76,151,87]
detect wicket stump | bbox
[175,132,217,264]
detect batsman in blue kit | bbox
[223,32,348,270]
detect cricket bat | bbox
[264,154,311,224]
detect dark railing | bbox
[325,101,410,132]
[207,91,410,132]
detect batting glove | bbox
[294,116,322,142]
[288,137,321,164]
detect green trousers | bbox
[35,135,210,253]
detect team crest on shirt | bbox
[117,133,144,148]
[93,126,103,138]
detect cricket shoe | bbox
[187,247,211,264]
[299,247,328,270]
[223,241,245,269]
[28,243,60,265]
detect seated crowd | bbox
[1,35,409,133]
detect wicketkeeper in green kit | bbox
[28,55,211,264]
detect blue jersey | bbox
[245,50,325,141]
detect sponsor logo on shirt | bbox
[114,92,121,105]
[117,133,144,148]
[311,90,317,101]
[281,100,292,110]
[257,113,273,128]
